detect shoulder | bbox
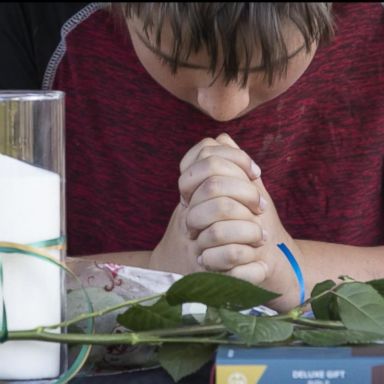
[0,3,92,42]
[0,3,100,88]
[331,2,384,28]
[330,2,384,63]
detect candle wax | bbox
[0,154,62,380]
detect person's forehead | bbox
[129,15,307,72]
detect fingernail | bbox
[259,196,268,211]
[251,161,261,178]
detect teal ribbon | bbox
[0,237,95,383]
[28,236,67,249]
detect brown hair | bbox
[111,2,334,86]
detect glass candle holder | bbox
[0,91,66,380]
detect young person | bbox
[0,3,383,311]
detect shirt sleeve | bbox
[0,3,89,90]
[0,3,39,89]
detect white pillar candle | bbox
[0,154,62,380]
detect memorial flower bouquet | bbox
[3,258,384,383]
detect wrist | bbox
[266,238,306,312]
[277,241,305,304]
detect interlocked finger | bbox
[189,175,265,215]
[179,156,250,204]
[198,244,259,271]
[186,196,256,237]
[225,260,269,286]
[196,220,266,251]
[194,145,261,180]
[180,137,219,173]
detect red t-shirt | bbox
[40,3,384,255]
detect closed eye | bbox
[136,28,306,73]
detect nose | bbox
[197,81,250,122]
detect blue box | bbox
[216,345,384,384]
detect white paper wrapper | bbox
[65,258,188,376]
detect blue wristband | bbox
[277,243,305,305]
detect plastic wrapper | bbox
[65,257,188,377]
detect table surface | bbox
[70,362,213,384]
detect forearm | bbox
[66,251,152,269]
[296,240,384,299]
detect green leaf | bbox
[117,296,182,331]
[158,343,216,382]
[338,275,355,282]
[204,307,221,325]
[219,308,293,345]
[311,280,339,320]
[166,272,280,310]
[335,282,384,335]
[367,278,384,296]
[294,328,383,346]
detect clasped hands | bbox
[151,133,304,310]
